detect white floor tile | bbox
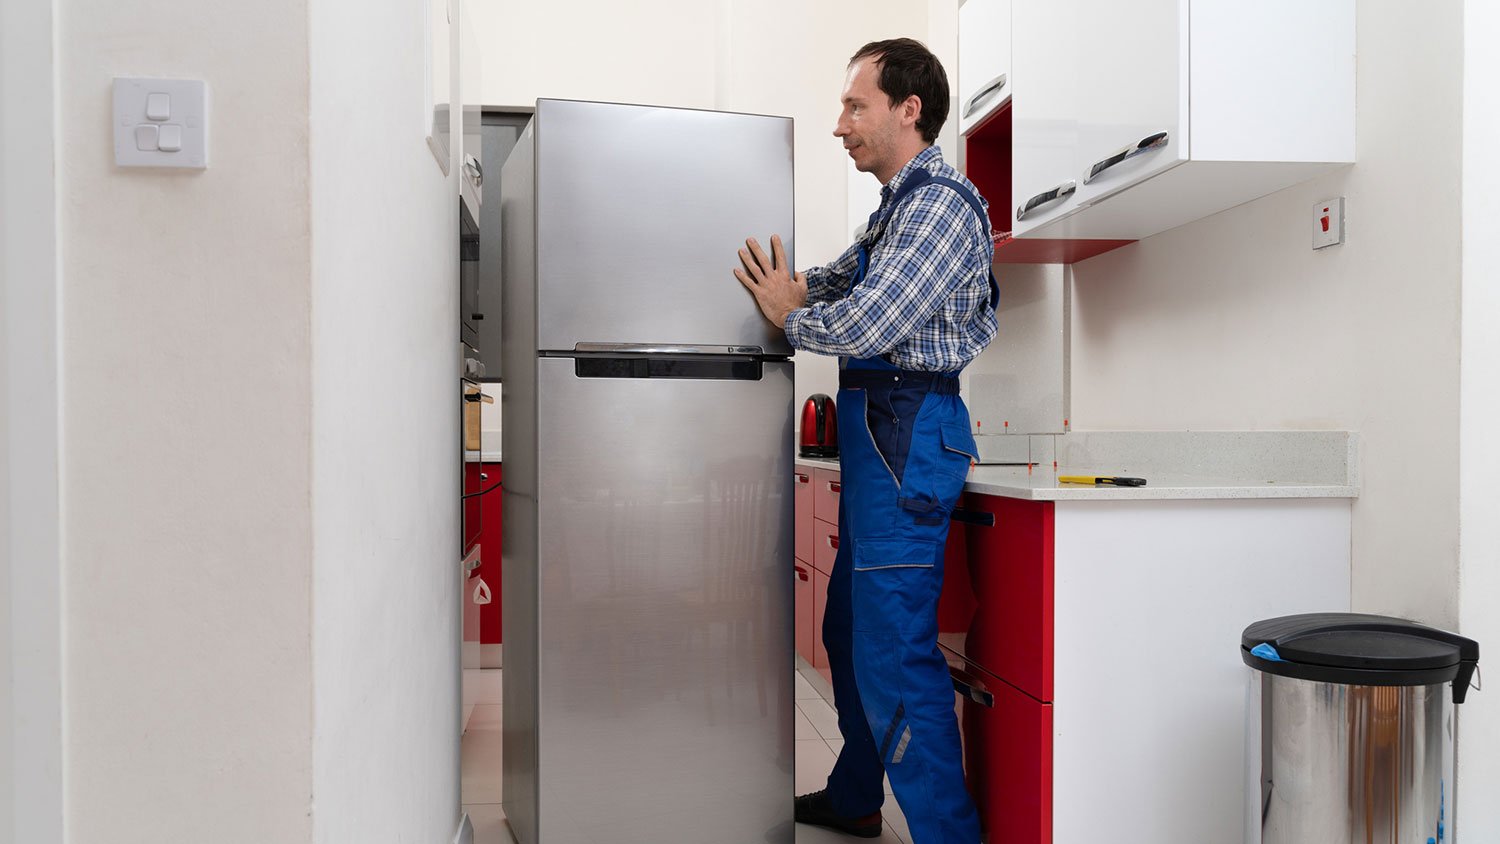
[461,712,504,805]
[797,697,843,743]
[794,703,819,741]
[464,668,504,706]
[467,703,502,731]
[882,798,911,843]
[794,670,820,701]
[795,820,907,844]
[463,803,512,844]
[795,739,837,794]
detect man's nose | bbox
[833,119,849,138]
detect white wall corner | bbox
[1458,0,1500,838]
[2,0,64,839]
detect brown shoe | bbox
[794,789,882,839]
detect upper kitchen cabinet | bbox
[957,0,1011,136]
[967,0,1354,262]
[457,0,482,219]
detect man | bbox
[734,37,997,844]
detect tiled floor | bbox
[460,666,913,843]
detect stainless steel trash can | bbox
[1242,614,1479,844]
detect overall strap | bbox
[865,170,1000,311]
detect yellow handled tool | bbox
[1058,475,1147,487]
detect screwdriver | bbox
[1058,475,1148,487]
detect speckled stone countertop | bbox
[794,431,1360,501]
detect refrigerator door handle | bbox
[571,342,766,356]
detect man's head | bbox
[835,38,950,184]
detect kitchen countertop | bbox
[794,430,1360,501]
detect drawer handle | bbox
[827,535,839,550]
[950,508,995,528]
[795,473,810,484]
[950,666,996,708]
[1083,130,1170,185]
[828,481,842,493]
[1016,180,1077,222]
[961,73,1007,118]
[794,565,810,582]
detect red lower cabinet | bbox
[965,495,1054,703]
[478,463,502,645]
[966,676,1053,844]
[795,563,814,664]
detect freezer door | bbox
[536,100,795,355]
[534,356,794,843]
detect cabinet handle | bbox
[827,535,839,550]
[828,481,842,493]
[949,665,996,708]
[794,565,810,582]
[1016,180,1077,222]
[463,153,483,187]
[1083,131,1170,185]
[961,73,1007,118]
[795,473,810,484]
[950,508,995,528]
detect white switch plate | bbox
[113,78,208,169]
[1313,197,1344,249]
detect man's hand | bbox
[734,234,808,328]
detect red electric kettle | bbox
[799,394,838,458]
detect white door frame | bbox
[2,0,65,839]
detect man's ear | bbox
[901,94,923,129]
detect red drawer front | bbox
[965,495,1054,702]
[813,468,842,523]
[812,567,831,683]
[965,675,1053,844]
[794,470,814,564]
[479,463,503,644]
[464,463,484,554]
[937,496,976,635]
[795,563,815,665]
[813,518,839,576]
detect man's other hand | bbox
[734,234,808,328]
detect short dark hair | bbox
[849,38,950,144]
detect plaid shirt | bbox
[784,146,997,372]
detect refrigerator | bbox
[500,99,796,844]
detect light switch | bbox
[113,78,208,169]
[157,124,183,152]
[134,124,159,151]
[1313,197,1345,249]
[145,93,170,121]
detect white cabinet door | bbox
[1068,0,1188,213]
[958,0,1011,136]
[1010,0,1081,236]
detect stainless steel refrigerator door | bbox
[535,99,795,356]
[533,356,794,844]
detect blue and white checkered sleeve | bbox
[801,240,863,306]
[783,186,975,358]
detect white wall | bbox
[56,0,316,839]
[1459,0,1500,833]
[2,0,65,838]
[308,0,461,838]
[1068,1,1465,627]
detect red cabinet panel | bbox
[813,518,839,576]
[813,468,842,524]
[794,470,814,564]
[478,463,503,644]
[965,675,1052,844]
[795,563,814,665]
[937,498,976,636]
[965,495,1054,702]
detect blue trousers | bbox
[822,363,981,844]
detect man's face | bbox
[834,59,905,180]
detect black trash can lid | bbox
[1241,613,1480,704]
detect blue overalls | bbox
[820,171,995,844]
